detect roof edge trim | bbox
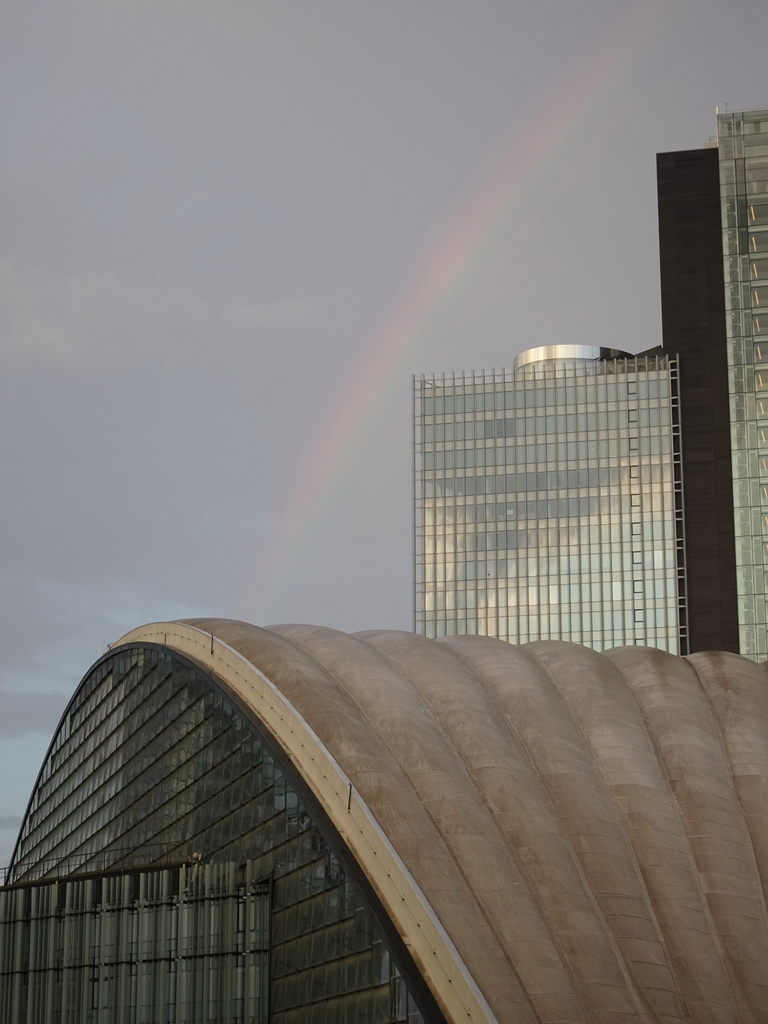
[113,621,497,1024]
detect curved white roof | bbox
[106,619,768,1024]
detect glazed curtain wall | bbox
[414,355,684,651]
[0,863,269,1024]
[719,108,768,659]
[6,645,426,1024]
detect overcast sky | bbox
[2,0,767,865]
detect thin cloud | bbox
[0,258,316,373]
[0,259,205,371]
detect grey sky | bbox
[1,0,766,864]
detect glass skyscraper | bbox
[413,346,686,652]
[718,108,768,659]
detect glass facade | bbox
[1,864,270,1022]
[718,108,768,660]
[414,349,686,652]
[2,646,430,1024]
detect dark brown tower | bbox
[657,147,739,652]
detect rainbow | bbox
[242,4,668,624]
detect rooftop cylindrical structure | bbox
[512,344,632,370]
